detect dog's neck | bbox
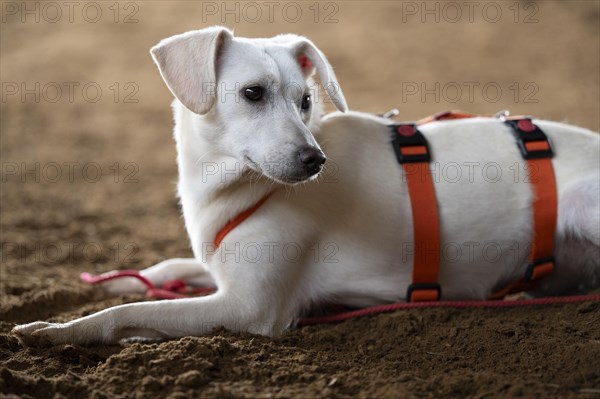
[172,101,277,259]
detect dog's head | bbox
[150,26,347,184]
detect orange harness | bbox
[213,193,273,249]
[214,110,558,302]
[392,111,557,301]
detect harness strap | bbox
[214,192,273,249]
[391,123,441,302]
[494,117,557,296]
[391,111,558,302]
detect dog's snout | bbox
[299,147,326,167]
[298,147,326,175]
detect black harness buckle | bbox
[504,118,554,160]
[390,123,431,164]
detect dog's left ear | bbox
[277,35,348,112]
[150,27,232,115]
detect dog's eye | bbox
[301,94,311,110]
[244,86,263,101]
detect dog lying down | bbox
[13,27,600,346]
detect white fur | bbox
[13,27,599,346]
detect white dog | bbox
[13,27,599,346]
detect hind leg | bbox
[530,174,600,296]
[98,258,215,295]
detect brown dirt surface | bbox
[1,1,599,398]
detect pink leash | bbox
[80,270,215,300]
[80,270,599,326]
[296,294,600,326]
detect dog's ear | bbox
[276,35,347,113]
[297,40,348,112]
[150,27,232,115]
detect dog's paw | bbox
[12,320,105,347]
[11,322,66,347]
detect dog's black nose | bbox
[299,147,326,170]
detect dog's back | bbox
[277,111,600,304]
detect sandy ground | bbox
[1,1,599,398]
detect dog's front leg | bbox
[14,237,305,346]
[12,286,292,347]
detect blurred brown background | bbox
[2,1,598,238]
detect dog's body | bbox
[13,27,600,346]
